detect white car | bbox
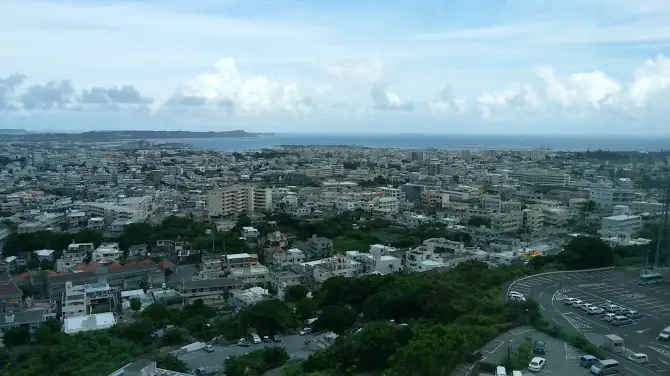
[528,357,546,372]
[573,300,584,308]
[587,306,604,315]
[582,303,595,312]
[629,353,648,364]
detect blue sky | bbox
[0,0,669,134]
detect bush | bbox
[531,320,603,359]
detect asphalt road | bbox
[508,267,670,376]
[177,333,316,374]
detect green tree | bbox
[130,298,141,312]
[225,347,289,376]
[284,285,310,303]
[152,354,188,373]
[294,298,318,321]
[467,216,490,227]
[557,236,614,269]
[238,299,298,335]
[2,327,29,348]
[313,305,357,334]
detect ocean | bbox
[164,134,670,152]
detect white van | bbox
[612,316,632,326]
[512,371,522,376]
[590,359,619,375]
[496,366,507,376]
[604,313,617,322]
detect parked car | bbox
[580,355,599,368]
[625,310,641,319]
[203,345,214,353]
[300,327,313,336]
[263,335,271,343]
[238,338,251,347]
[528,357,546,372]
[272,334,282,343]
[533,341,547,355]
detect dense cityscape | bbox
[0,138,668,376]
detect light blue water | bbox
[163,134,670,152]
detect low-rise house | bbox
[92,243,122,264]
[0,309,49,337]
[270,248,306,270]
[177,278,243,308]
[230,265,269,286]
[232,287,270,307]
[270,269,303,300]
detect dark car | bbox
[468,350,483,362]
[263,335,271,343]
[272,334,282,343]
[534,341,547,355]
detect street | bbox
[177,333,316,373]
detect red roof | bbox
[84,262,101,272]
[158,260,174,268]
[15,272,30,281]
[72,264,87,271]
[107,262,123,269]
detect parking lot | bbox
[177,333,316,373]
[450,327,588,376]
[507,267,669,376]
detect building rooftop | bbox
[604,214,640,221]
[226,253,252,260]
[63,312,116,334]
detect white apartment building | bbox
[599,214,642,238]
[505,169,571,186]
[345,248,402,274]
[523,209,544,231]
[589,187,636,211]
[364,196,399,213]
[57,243,94,272]
[229,265,269,286]
[630,201,665,215]
[270,248,306,270]
[92,243,122,264]
[300,255,362,287]
[405,246,445,272]
[206,185,272,217]
[379,187,402,199]
[490,211,523,232]
[62,282,88,318]
[542,207,573,226]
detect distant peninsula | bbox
[2,130,272,142]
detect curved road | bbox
[508,268,670,376]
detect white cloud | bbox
[371,81,414,111]
[321,59,383,84]
[536,67,623,108]
[429,86,467,116]
[477,83,541,120]
[629,55,670,107]
[165,57,316,116]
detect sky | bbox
[0,0,669,135]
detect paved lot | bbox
[177,334,315,373]
[167,264,199,283]
[451,327,586,376]
[507,268,669,376]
